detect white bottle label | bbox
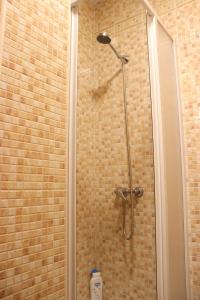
[90,274,102,300]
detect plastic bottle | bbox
[90,269,102,300]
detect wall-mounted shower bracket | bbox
[114,186,144,200]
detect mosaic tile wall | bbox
[76,0,96,299]
[148,0,200,298]
[77,0,157,299]
[0,0,69,299]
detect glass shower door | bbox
[147,14,188,300]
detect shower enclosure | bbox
[68,0,188,299]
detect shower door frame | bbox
[68,1,190,299]
[68,3,78,300]
[146,5,190,300]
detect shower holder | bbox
[114,186,144,200]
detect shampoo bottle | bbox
[90,269,102,300]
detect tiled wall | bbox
[1,0,199,299]
[0,0,69,299]
[76,0,96,298]
[149,0,200,298]
[77,0,157,299]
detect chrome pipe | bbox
[121,61,134,240]
[115,187,144,240]
[109,43,129,64]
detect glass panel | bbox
[156,21,187,299]
[76,0,157,299]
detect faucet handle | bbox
[133,187,144,198]
[114,187,128,201]
[114,186,144,199]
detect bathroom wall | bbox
[0,0,69,299]
[1,0,198,299]
[76,0,96,298]
[149,0,200,297]
[94,1,156,299]
[77,0,157,299]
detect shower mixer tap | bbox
[114,186,144,200]
[115,187,144,240]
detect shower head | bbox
[96,32,129,64]
[96,32,111,44]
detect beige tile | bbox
[0,0,69,298]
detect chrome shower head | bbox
[96,32,111,44]
[96,32,129,64]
